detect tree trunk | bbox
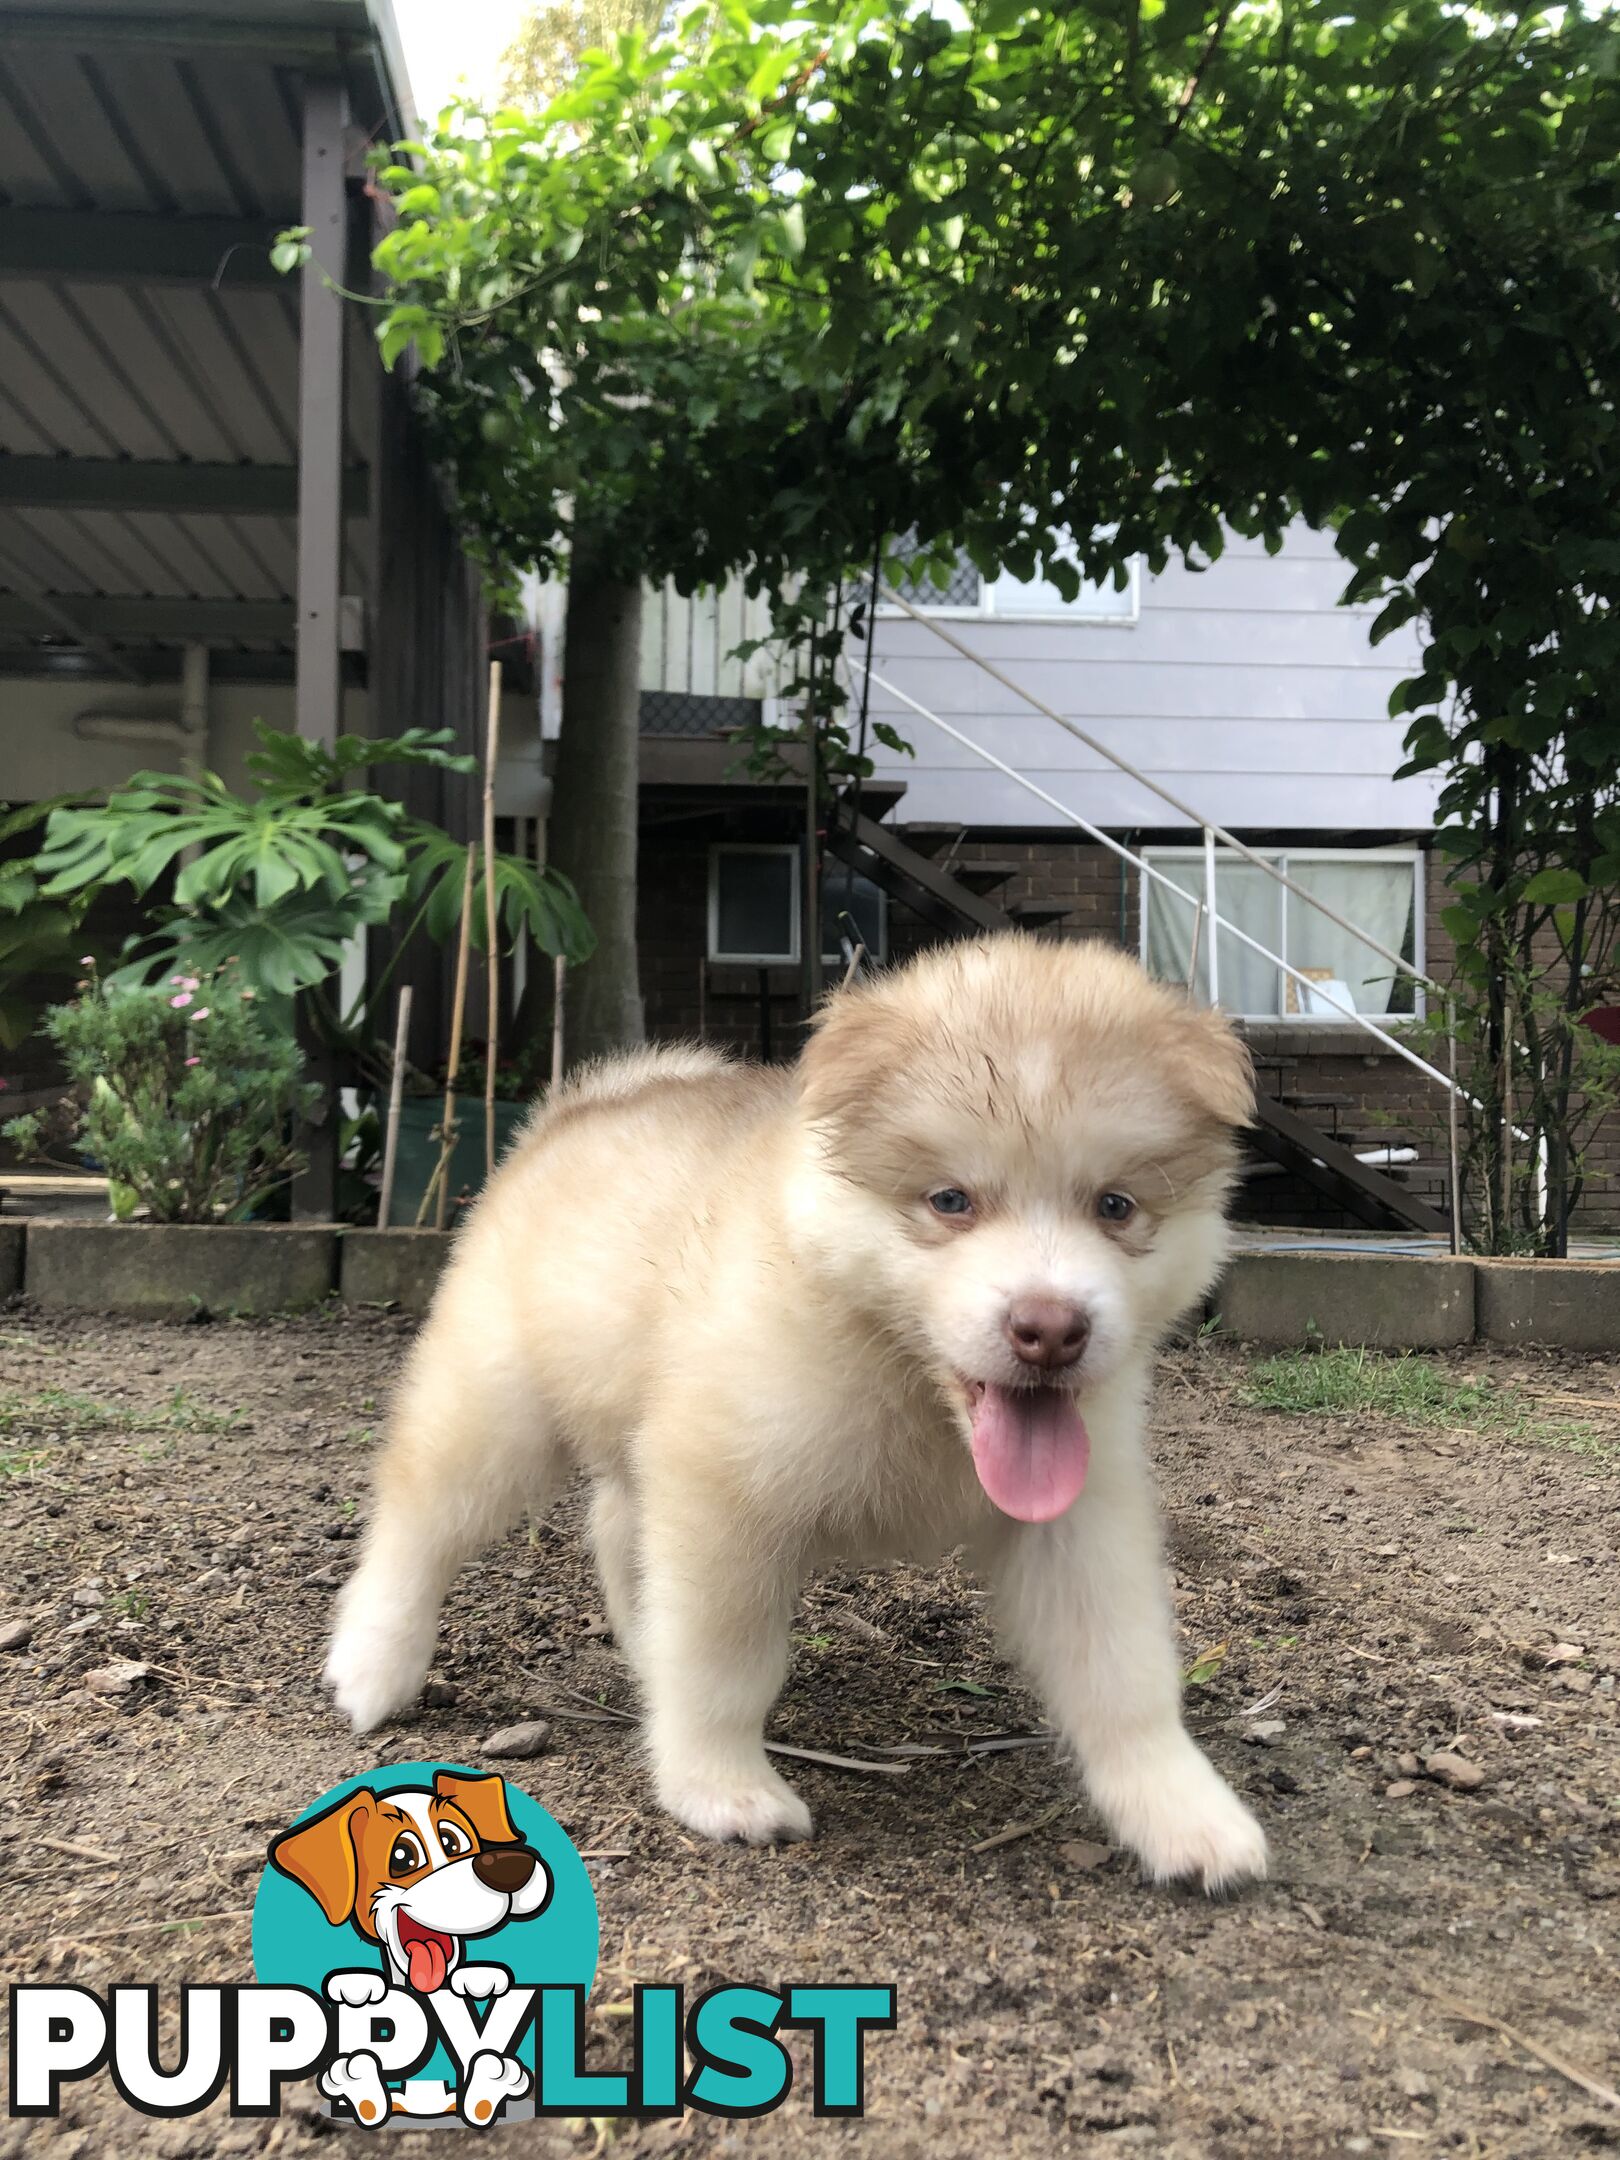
[545,556,645,1071]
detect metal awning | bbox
[0,0,416,687]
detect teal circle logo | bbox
[251,1761,597,2125]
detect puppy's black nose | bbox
[472,1846,538,1893]
[1005,1297,1089,1372]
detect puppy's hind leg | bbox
[324,1324,561,1734]
[588,1476,643,1669]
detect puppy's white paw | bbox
[449,1964,510,2000]
[320,2050,391,2128]
[1098,1742,1268,1896]
[325,1969,389,2008]
[323,1578,436,1734]
[657,1762,813,1847]
[461,2050,529,2126]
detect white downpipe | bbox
[845,655,1463,1099]
[1202,826,1219,1008]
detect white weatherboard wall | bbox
[859,523,1439,833]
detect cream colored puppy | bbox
[326,936,1267,1892]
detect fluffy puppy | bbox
[326,935,1267,1891]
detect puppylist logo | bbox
[8,1760,896,2128]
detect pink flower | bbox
[169,992,192,1009]
[192,1008,210,1021]
[184,1056,200,1068]
[80,955,95,967]
[180,976,200,991]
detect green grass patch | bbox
[1240,1346,1619,1469]
[0,1385,246,1441]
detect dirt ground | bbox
[2,1306,1618,2160]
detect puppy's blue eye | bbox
[929,1188,973,1217]
[1098,1191,1135,1223]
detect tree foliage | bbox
[357,0,1620,1245]
[500,0,692,106]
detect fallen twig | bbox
[764,1741,909,1778]
[48,1907,253,1945]
[1420,1986,1620,2112]
[970,1803,1067,1856]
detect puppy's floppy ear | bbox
[434,1769,520,1847]
[799,979,909,1135]
[1168,1003,1255,1129]
[268,1789,376,1926]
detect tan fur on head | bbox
[801,933,1253,1204]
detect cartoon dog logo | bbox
[269,1769,552,2126]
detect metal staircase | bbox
[824,796,1448,1238]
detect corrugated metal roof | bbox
[0,1,412,676]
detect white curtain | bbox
[1144,856,1281,1013]
[1144,853,1415,1016]
[1286,859,1415,1016]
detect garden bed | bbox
[1,1314,1617,2157]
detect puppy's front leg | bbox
[983,1429,1266,1895]
[637,1477,810,1848]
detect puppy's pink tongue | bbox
[970,1384,1090,1522]
[406,1937,448,1994]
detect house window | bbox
[877,532,1139,624]
[709,845,799,964]
[820,866,886,969]
[1140,847,1423,1021]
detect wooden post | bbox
[377,986,413,1230]
[291,73,349,1221]
[483,660,502,1181]
[426,848,477,1230]
[1445,995,1463,1257]
[551,956,567,1090]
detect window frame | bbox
[874,551,1142,627]
[707,843,802,966]
[1137,843,1425,1023]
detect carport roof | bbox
[0,1,416,682]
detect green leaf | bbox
[1520,868,1589,906]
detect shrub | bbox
[3,967,319,1223]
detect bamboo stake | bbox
[376,985,413,1231]
[482,660,503,1184]
[551,954,566,1089]
[1501,995,1515,1239]
[423,846,477,1230]
[1460,989,1468,1252]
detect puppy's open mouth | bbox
[959,1378,1090,1524]
[396,1910,456,1994]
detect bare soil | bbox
[2,1307,1619,2160]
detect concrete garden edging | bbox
[1474,1259,1620,1354]
[1211,1252,1478,1351]
[3,1225,1617,1350]
[338,1228,452,1316]
[20,1221,337,1320]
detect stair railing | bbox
[846,607,1550,1246]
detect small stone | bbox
[1348,1745,1372,1761]
[1424,1750,1487,1792]
[482,1720,551,1759]
[1396,1751,1422,1777]
[1374,1543,1400,1558]
[0,1619,33,1652]
[1266,1767,1299,1794]
[71,1586,104,1608]
[1243,1719,1287,1747]
[1395,2068,1434,2101]
[84,1659,155,1696]
[1558,1671,1594,1695]
[1385,1780,1416,1799]
[1057,1839,1112,1871]
[421,1681,458,1709]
